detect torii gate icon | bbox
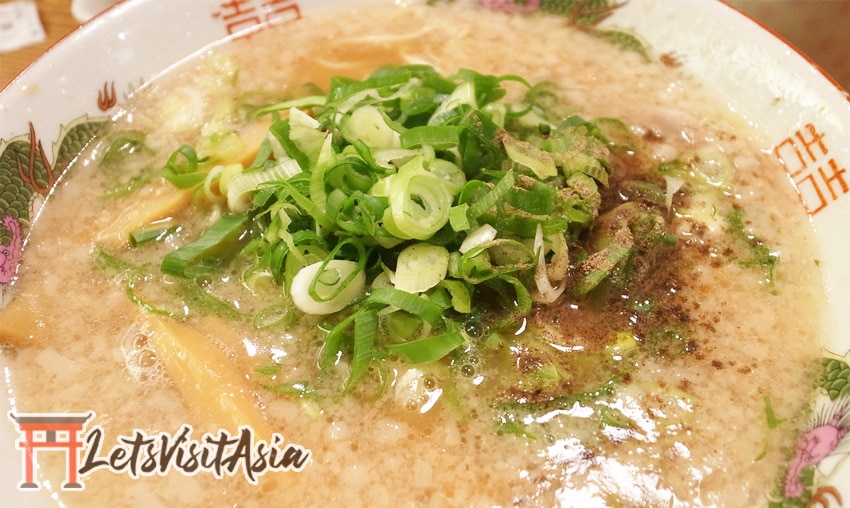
[8,412,94,490]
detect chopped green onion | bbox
[161,145,208,189]
[383,171,453,240]
[385,330,465,364]
[400,125,461,149]
[269,118,311,170]
[252,304,292,330]
[254,95,327,116]
[341,105,402,149]
[291,259,366,315]
[449,204,471,232]
[346,309,379,389]
[393,243,450,294]
[501,134,558,179]
[365,287,444,326]
[148,64,663,389]
[459,224,498,254]
[438,279,472,314]
[319,311,356,369]
[161,214,250,278]
[129,224,180,247]
[466,171,515,221]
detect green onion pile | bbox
[157,64,632,388]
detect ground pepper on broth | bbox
[0,2,825,507]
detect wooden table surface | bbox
[0,0,82,89]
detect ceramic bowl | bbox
[1,0,849,505]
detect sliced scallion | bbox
[365,287,444,326]
[149,64,655,389]
[161,214,250,278]
[385,330,465,364]
[129,224,180,247]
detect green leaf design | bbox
[540,0,623,25]
[0,139,37,242]
[54,117,107,174]
[589,28,652,62]
[0,116,107,245]
[821,357,850,400]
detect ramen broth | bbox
[0,2,825,506]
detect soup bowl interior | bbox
[1,0,849,505]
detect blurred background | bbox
[728,0,850,90]
[1,0,849,90]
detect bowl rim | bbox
[1,0,849,505]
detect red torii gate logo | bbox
[8,412,94,490]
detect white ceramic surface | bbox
[1,0,849,505]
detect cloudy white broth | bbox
[0,2,826,506]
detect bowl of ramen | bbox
[2,0,849,506]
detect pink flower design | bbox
[479,0,541,13]
[783,395,850,498]
[0,216,23,284]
